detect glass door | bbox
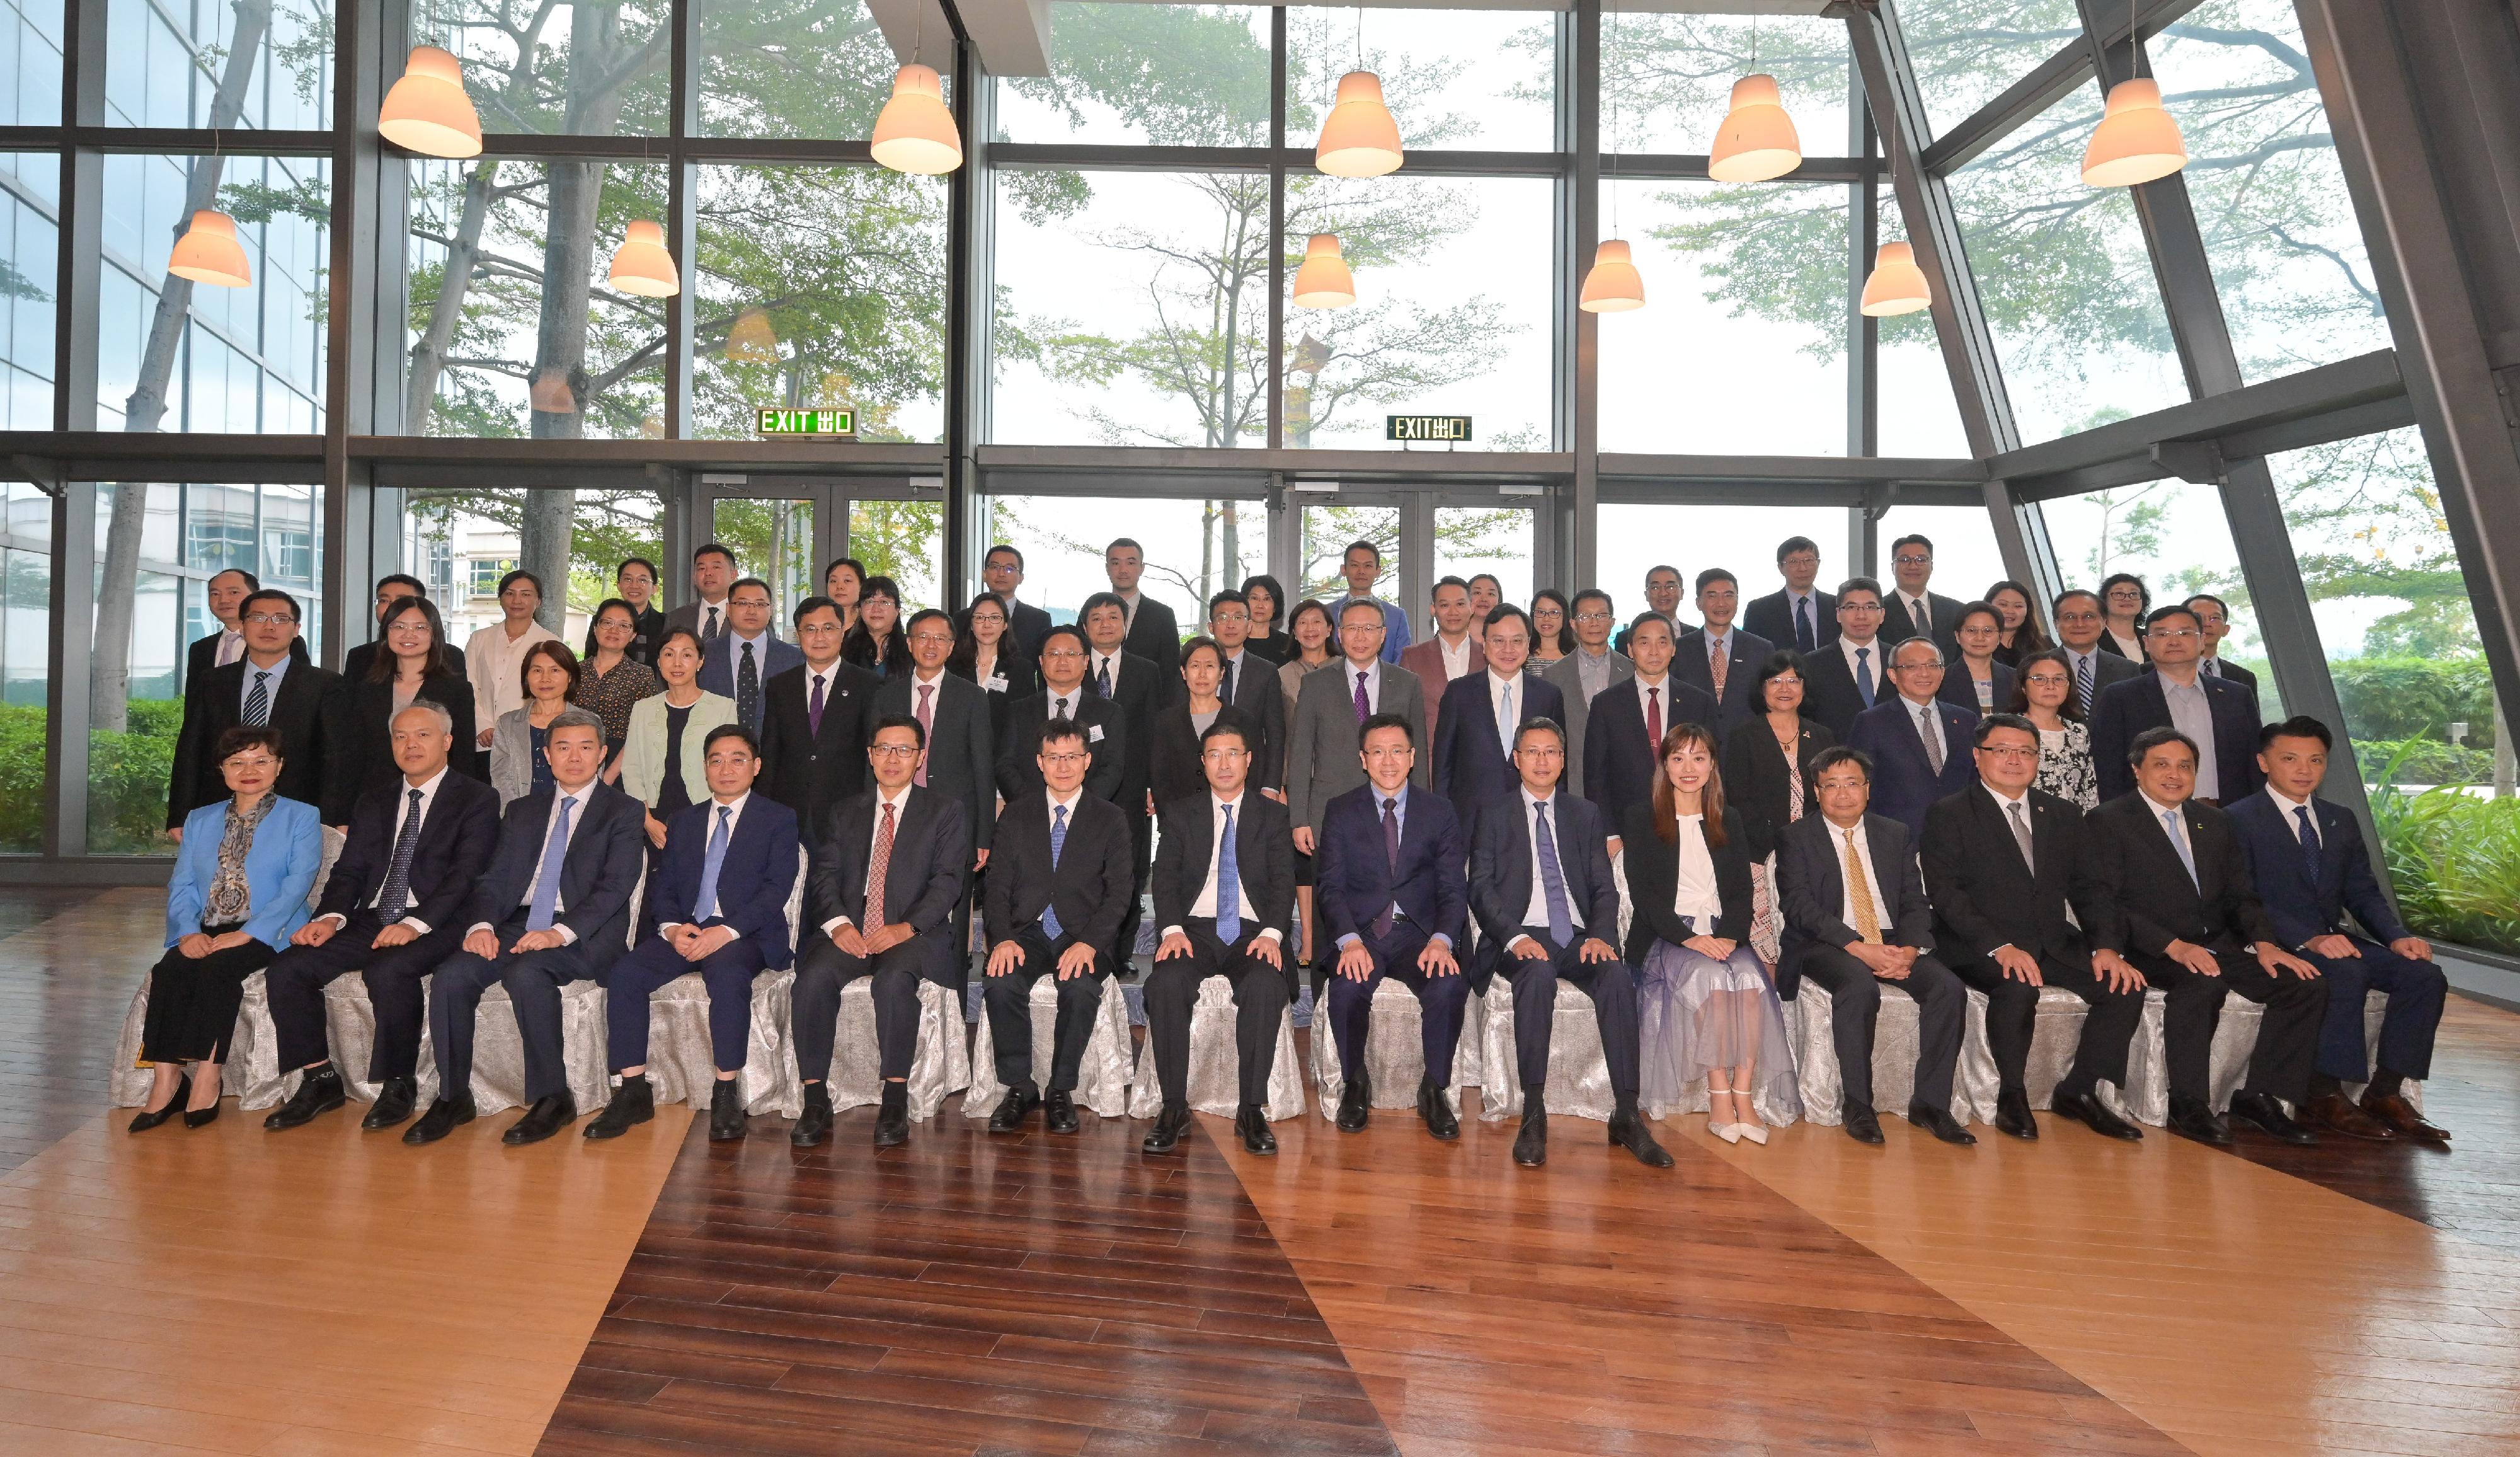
[698,476,949,615]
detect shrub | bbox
[2369,746,2520,958]
[2330,655,2500,751]
[0,700,183,856]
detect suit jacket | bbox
[1286,659,1431,839]
[1844,696,1981,839]
[1314,783,1467,950]
[1150,702,1260,808]
[1802,640,1891,742]
[168,657,358,828]
[1433,671,1566,829]
[1721,715,1834,860]
[652,795,802,969]
[1742,588,1837,654]
[1673,627,1773,735]
[1880,590,1966,653]
[2089,671,2264,804]
[1399,635,1483,740]
[1085,649,1167,817]
[1218,649,1286,792]
[1150,790,1297,965]
[2087,792,2275,958]
[166,796,323,950]
[1921,785,2121,966]
[461,780,646,952]
[1773,811,1933,998]
[2198,657,2258,694]
[1469,791,1622,976]
[345,636,465,687]
[997,689,1127,807]
[1617,803,1755,961]
[664,599,734,644]
[696,633,806,727]
[350,674,482,799]
[985,790,1135,957]
[316,771,500,933]
[187,631,308,700]
[2062,645,2143,716]
[808,786,970,956]
[2226,790,2411,948]
[955,599,1055,657]
[757,660,881,833]
[1613,614,1695,656]
[1581,676,1719,823]
[1937,660,2019,717]
[875,670,997,853]
[951,648,1041,754]
[1121,596,1183,684]
[1540,648,1634,798]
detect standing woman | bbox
[465,568,559,751]
[1984,580,2050,665]
[1240,575,1290,665]
[621,629,738,852]
[578,598,665,773]
[823,556,867,633]
[1939,602,2017,716]
[490,640,582,807]
[1277,597,1339,970]
[130,727,323,1130]
[842,574,912,677]
[1722,651,1833,967]
[1530,589,1576,667]
[1623,723,1799,1144]
[2096,572,2151,662]
[355,596,479,795]
[1150,638,1258,807]
[2010,647,2099,810]
[948,589,1036,750]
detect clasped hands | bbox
[830,920,914,958]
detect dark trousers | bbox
[263,911,466,1079]
[1951,949,2145,1100]
[1115,808,1152,967]
[428,911,612,1104]
[1796,943,1966,1114]
[793,930,943,1083]
[140,926,274,1064]
[1501,927,1639,1102]
[981,927,1112,1093]
[606,933,767,1073]
[2300,937,2445,1083]
[1143,918,1289,1108]
[1324,923,1472,1087]
[2131,947,2330,1103]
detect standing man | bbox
[1580,614,1714,826]
[1399,575,1484,737]
[167,588,357,835]
[665,543,739,649]
[1433,606,1565,831]
[1879,534,1964,653]
[959,544,1053,655]
[1142,722,1297,1158]
[2053,589,2141,717]
[1743,536,1836,654]
[2090,603,2263,804]
[1470,719,1671,1170]
[1317,713,1469,1140]
[696,577,805,734]
[1541,588,1632,797]
[583,558,666,668]
[1082,592,1164,960]
[1674,568,1771,738]
[997,625,1126,806]
[1843,638,1978,839]
[1208,589,1286,791]
[757,596,879,832]
[1802,578,1892,740]
[1104,538,1183,671]
[2184,593,2259,694]
[464,569,560,751]
[1613,565,1690,654]
[347,575,463,684]
[876,609,997,928]
[1336,539,1411,663]
[188,567,295,686]
[1287,599,1431,863]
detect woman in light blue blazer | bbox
[131,726,323,1131]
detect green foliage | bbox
[2370,747,2520,957]
[0,701,182,855]
[2329,655,2500,751]
[2353,735,2496,787]
[1013,3,1272,146]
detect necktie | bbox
[864,800,896,930]
[1645,684,1663,747]
[1041,803,1068,939]
[694,803,732,921]
[1709,638,1727,700]
[1854,647,1875,707]
[1220,656,1235,703]
[243,670,272,726]
[914,683,935,787]
[1215,803,1242,942]
[1053,694,1070,720]
[2202,657,2219,679]
[375,788,425,924]
[1533,800,1574,946]
[1375,796,1400,939]
[1843,827,1881,944]
[2007,799,2036,873]
[2294,803,2322,878]
[2075,652,2095,714]
[703,606,721,644]
[1917,703,1944,775]
[1795,596,1815,653]
[737,641,760,728]
[1096,656,1113,698]
[219,631,243,667]
[1353,669,1371,723]
[808,672,826,737]
[2163,807,2198,887]
[1911,597,1932,636]
[527,794,577,931]
[1496,680,1516,758]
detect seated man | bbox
[2087,727,2327,1146]
[410,708,644,1146]
[1317,713,1470,1141]
[1142,721,1296,1158]
[2228,717,2448,1143]
[264,702,500,1133]
[1921,714,2147,1143]
[1469,717,1672,1171]
[1773,747,1973,1146]
[791,717,970,1149]
[981,717,1135,1135]
[585,725,801,1144]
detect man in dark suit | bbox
[956,544,1053,655]
[791,717,971,1149]
[261,700,501,1134]
[185,567,273,688]
[411,709,644,1147]
[1317,714,1470,1140]
[1434,606,1565,831]
[2090,604,2263,804]
[1920,714,2148,1143]
[1802,578,1893,741]
[662,542,738,649]
[999,625,1127,807]
[2230,718,2449,1143]
[1581,614,1715,825]
[1673,569,1772,737]
[585,725,801,1145]
[980,718,1136,1135]
[696,577,805,733]
[1207,589,1287,790]
[1878,533,1966,654]
[1470,718,1672,1171]
[1083,592,1167,960]
[1742,535,1836,655]
[1775,747,1973,1146]
[1612,565,1690,654]
[2088,726,2327,1146]
[1104,537,1184,671]
[2054,589,2142,717]
[1844,638,1979,839]
[757,596,880,831]
[345,574,466,684]
[167,588,357,834]
[1141,720,1297,1158]
[2185,594,2259,694]
[878,609,997,880]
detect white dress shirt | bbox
[694,596,728,640]
[213,627,245,667]
[469,775,600,943]
[1519,788,1585,934]
[821,784,917,933]
[1438,634,1474,680]
[1485,669,1522,751]
[1166,792,1281,944]
[1829,815,1888,936]
[1837,634,1882,685]
[1672,812,1721,924]
[1632,671,1673,735]
[321,766,449,934]
[1894,589,1937,636]
[663,790,754,936]
[1090,647,1127,691]
[2265,785,2319,849]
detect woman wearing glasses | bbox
[2008,648,2099,810]
[1723,651,1834,965]
[354,595,481,795]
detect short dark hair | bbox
[1080,590,1127,624]
[1836,575,1883,605]
[2143,603,2201,633]
[590,596,639,631]
[692,542,737,568]
[1198,718,1251,753]
[616,556,660,584]
[1039,715,1086,751]
[870,713,926,751]
[727,576,774,604]
[1177,635,1225,671]
[518,639,581,700]
[1694,567,1737,593]
[985,543,1025,570]
[1038,623,1089,656]
[1431,575,1470,600]
[207,567,260,592]
[1239,575,1286,626]
[823,556,865,589]
[2098,573,2151,613]
[1106,536,1143,555]
[2129,724,2200,769]
[1625,611,1677,645]
[1809,745,1871,782]
[1344,539,1382,565]
[1207,588,1249,614]
[1751,649,1807,708]
[1569,587,1613,616]
[793,594,840,626]
[1483,603,1533,638]
[2185,592,2230,616]
[1973,712,2039,748]
[1644,563,1681,583]
[1954,600,2004,635]
[2260,715,2334,752]
[2053,588,2102,614]
[375,573,428,598]
[1889,533,1934,558]
[1337,596,1386,625]
[495,568,541,599]
[1511,716,1567,754]
[1776,535,1819,563]
[701,723,760,757]
[656,626,706,662]
[238,587,301,623]
[214,725,285,764]
[1467,573,1503,594]
[2005,648,2083,722]
[1358,711,1416,750]
[905,607,953,633]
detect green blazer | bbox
[619,690,738,809]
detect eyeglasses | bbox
[2149,628,2201,642]
[1041,647,1084,659]
[1516,746,1565,759]
[909,632,955,647]
[1893,553,1933,567]
[1976,744,2039,761]
[2056,610,2102,625]
[2022,672,2070,688]
[729,597,772,610]
[869,743,922,758]
[1040,751,1089,766]
[1572,611,1612,625]
[243,612,298,626]
[1840,602,1884,615]
[1201,747,1250,762]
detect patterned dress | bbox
[2036,721,2100,810]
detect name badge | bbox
[984,673,1007,691]
[1088,724,1106,742]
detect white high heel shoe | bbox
[1708,1086,1743,1143]
[1736,1113,1769,1146]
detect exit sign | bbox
[1387,414,1472,443]
[757,407,856,437]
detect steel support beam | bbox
[1567,0,1600,589]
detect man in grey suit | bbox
[2053,589,2141,717]
[1540,587,1631,798]
[663,542,740,649]
[1288,598,1431,858]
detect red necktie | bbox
[914,683,935,787]
[1645,684,1663,746]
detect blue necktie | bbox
[1854,647,1875,708]
[243,669,272,726]
[1532,798,1574,946]
[2294,804,2322,878]
[1096,657,1113,699]
[693,804,731,922]
[2075,652,2095,714]
[527,795,577,931]
[2163,808,2197,888]
[1795,595,1815,652]
[1496,679,1516,758]
[1215,802,1241,943]
[375,788,425,924]
[1041,803,1068,940]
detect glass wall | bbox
[983,493,1266,639]
[0,152,57,430]
[0,480,49,853]
[1598,503,1845,631]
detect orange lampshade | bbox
[168,210,251,287]
[1578,239,1644,313]
[1707,74,1802,183]
[2082,78,2187,187]
[724,309,781,364]
[1315,71,1404,179]
[379,45,483,159]
[871,64,963,175]
[1291,234,1356,309]
[1859,241,1932,316]
[608,219,679,297]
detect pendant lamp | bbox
[1315,71,1404,179]
[1290,234,1357,309]
[2082,78,2187,187]
[169,210,251,287]
[379,45,483,158]
[724,309,781,364]
[1578,239,1644,313]
[1859,241,1932,316]
[529,369,577,415]
[871,64,963,175]
[608,219,679,297]
[1707,74,1801,183]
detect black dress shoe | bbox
[361,1075,416,1131]
[873,1087,910,1148]
[2056,1090,2144,1141]
[2229,1090,2316,1145]
[1336,1076,1370,1133]
[1909,1102,1978,1146]
[2166,1095,2232,1147]
[403,1095,476,1145]
[501,1092,578,1146]
[1237,1103,1278,1155]
[1842,1103,1886,1145]
[1513,1097,1549,1168]
[789,1083,832,1148]
[183,1101,221,1129]
[1045,1089,1080,1134]
[708,1079,748,1143]
[265,1067,346,1131]
[1995,1088,2039,1140]
[585,1075,654,1141]
[1142,1101,1189,1155]
[1608,1109,1675,1168]
[129,1074,193,1133]
[988,1085,1040,1133]
[1419,1081,1460,1141]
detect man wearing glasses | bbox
[1541,588,1632,797]
[2051,589,2140,717]
[1744,536,1837,655]
[997,625,1126,807]
[166,588,357,839]
[1613,564,1693,655]
[1801,577,1893,740]
[1878,533,1964,654]
[696,577,803,734]
[2090,603,2264,806]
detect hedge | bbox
[0,700,183,856]
[2329,655,2500,752]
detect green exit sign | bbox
[1387,414,1472,442]
[757,407,856,437]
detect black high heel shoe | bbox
[183,1101,221,1129]
[128,1073,192,1132]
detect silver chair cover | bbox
[617,849,810,1117]
[1308,976,1480,1119]
[1477,977,1616,1123]
[1786,980,1981,1127]
[1123,976,1307,1121]
[963,974,1137,1119]
[817,977,973,1122]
